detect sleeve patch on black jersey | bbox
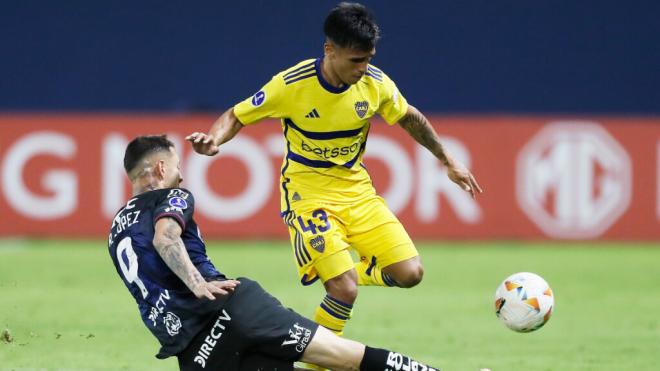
[168,197,188,209]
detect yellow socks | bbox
[302,295,355,370]
[313,294,353,336]
[355,256,397,287]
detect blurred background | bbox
[2,0,659,240]
[2,0,660,112]
[1,2,660,370]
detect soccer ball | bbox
[494,272,554,332]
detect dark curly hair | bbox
[324,2,380,51]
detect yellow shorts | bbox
[282,194,418,285]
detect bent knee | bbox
[396,264,424,288]
[324,272,359,303]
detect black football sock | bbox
[360,346,440,371]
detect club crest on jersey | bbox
[310,235,325,253]
[251,90,266,106]
[169,197,188,209]
[354,101,369,118]
[164,312,182,336]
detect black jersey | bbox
[107,188,227,358]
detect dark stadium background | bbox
[2,2,660,371]
[2,0,659,113]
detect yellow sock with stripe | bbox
[313,294,353,336]
[301,295,354,370]
[355,256,397,287]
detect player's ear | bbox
[324,40,335,57]
[154,160,166,179]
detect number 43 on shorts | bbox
[297,209,331,235]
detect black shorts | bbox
[177,278,319,371]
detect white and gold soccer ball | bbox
[494,272,554,332]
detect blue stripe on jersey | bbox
[287,149,366,169]
[301,273,320,286]
[283,119,368,169]
[365,71,383,81]
[283,61,315,79]
[301,237,312,262]
[287,151,335,168]
[284,66,316,81]
[293,236,303,266]
[284,72,316,85]
[284,213,305,266]
[285,212,311,267]
[280,123,292,215]
[294,230,305,266]
[300,241,311,264]
[367,65,382,76]
[343,127,368,168]
[285,118,364,140]
[297,229,310,264]
[343,141,366,168]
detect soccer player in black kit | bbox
[108,135,442,371]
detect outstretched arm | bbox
[398,105,483,198]
[153,218,239,299]
[186,107,244,156]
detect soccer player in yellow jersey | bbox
[188,1,481,342]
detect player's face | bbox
[326,43,375,85]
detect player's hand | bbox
[192,279,240,300]
[446,158,483,199]
[209,279,240,295]
[185,132,220,156]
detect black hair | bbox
[123,135,174,176]
[324,2,380,51]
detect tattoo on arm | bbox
[153,218,206,292]
[398,106,449,166]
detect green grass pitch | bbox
[1,239,659,371]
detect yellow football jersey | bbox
[234,58,409,215]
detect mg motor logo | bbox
[517,122,632,239]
